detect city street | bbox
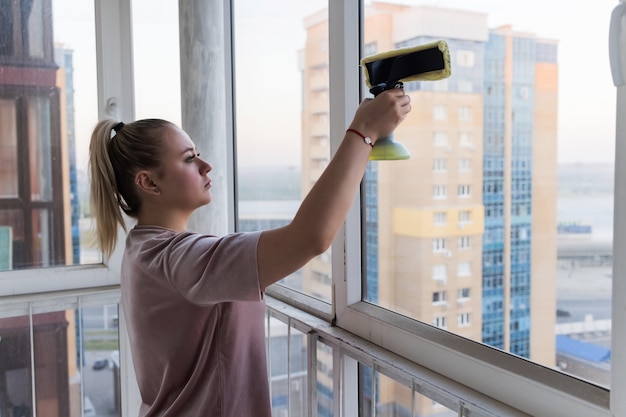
[83,350,119,417]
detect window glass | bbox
[266,315,309,416]
[234,0,330,301]
[0,0,48,59]
[0,302,120,417]
[361,0,615,389]
[0,99,18,198]
[24,0,47,59]
[0,1,100,268]
[360,367,459,417]
[317,342,334,416]
[27,96,53,202]
[132,0,181,124]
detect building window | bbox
[433,131,449,146]
[432,264,447,282]
[0,93,65,269]
[434,211,447,225]
[433,316,447,330]
[0,0,52,59]
[458,210,471,224]
[433,105,447,120]
[432,291,447,305]
[433,185,447,199]
[458,236,471,249]
[458,158,471,172]
[458,106,472,121]
[459,132,473,147]
[458,313,471,327]
[458,288,471,300]
[457,262,471,277]
[432,238,447,253]
[458,184,471,198]
[433,158,447,172]
[457,50,475,67]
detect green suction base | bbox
[369,136,410,160]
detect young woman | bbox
[89,87,410,416]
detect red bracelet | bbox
[346,128,374,147]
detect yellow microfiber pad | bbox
[360,40,451,90]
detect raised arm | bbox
[257,88,411,289]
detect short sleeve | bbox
[159,231,263,305]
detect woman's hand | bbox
[348,88,411,145]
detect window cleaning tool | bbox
[360,40,451,160]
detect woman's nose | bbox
[199,158,212,173]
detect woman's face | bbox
[153,125,213,212]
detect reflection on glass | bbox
[234,0,331,301]
[358,1,614,389]
[317,342,334,417]
[360,364,458,417]
[27,96,53,202]
[0,304,120,417]
[0,99,18,197]
[0,1,100,268]
[266,316,308,416]
[80,304,121,417]
[0,314,33,416]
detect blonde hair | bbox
[88,118,173,258]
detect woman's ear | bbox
[135,172,160,195]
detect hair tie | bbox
[111,122,125,139]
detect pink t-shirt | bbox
[121,225,271,417]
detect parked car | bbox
[92,358,109,370]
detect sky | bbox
[52,0,620,169]
[410,0,618,164]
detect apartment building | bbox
[299,4,558,397]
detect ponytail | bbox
[88,118,172,259]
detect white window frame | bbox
[432,264,447,281]
[459,131,473,146]
[432,238,448,253]
[458,287,471,301]
[458,236,471,249]
[458,105,472,121]
[434,211,447,225]
[434,104,448,120]
[459,157,472,172]
[433,185,447,199]
[434,131,449,146]
[458,184,472,198]
[433,316,448,329]
[433,158,447,172]
[457,261,472,277]
[333,2,619,417]
[458,312,471,327]
[457,49,476,67]
[432,290,448,305]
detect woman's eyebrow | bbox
[180,146,196,155]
